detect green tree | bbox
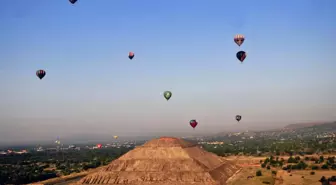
[331,164,336,169]
[256,170,262,176]
[288,156,296,163]
[319,156,324,163]
[279,161,284,167]
[296,161,308,170]
[321,164,329,169]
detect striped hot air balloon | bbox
[236,51,247,63]
[234,34,245,46]
[36,70,46,80]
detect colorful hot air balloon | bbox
[96,144,102,148]
[189,120,198,129]
[236,115,242,122]
[113,136,118,139]
[36,70,46,80]
[69,0,77,4]
[236,51,247,63]
[128,52,134,60]
[163,91,172,101]
[234,34,245,46]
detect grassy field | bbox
[227,166,335,185]
[227,167,275,185]
[275,170,335,185]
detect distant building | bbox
[69,145,76,149]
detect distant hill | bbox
[284,121,336,130]
[214,121,336,136]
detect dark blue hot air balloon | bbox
[69,0,77,4]
[236,51,247,63]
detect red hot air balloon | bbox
[96,144,102,148]
[189,120,198,129]
[36,70,46,80]
[128,52,134,60]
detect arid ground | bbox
[225,156,335,185]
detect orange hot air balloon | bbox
[128,52,134,60]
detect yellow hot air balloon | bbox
[113,136,118,139]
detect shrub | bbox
[310,171,315,175]
[256,170,262,176]
[321,164,329,169]
[266,166,271,170]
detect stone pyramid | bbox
[75,137,241,185]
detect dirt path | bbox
[226,168,243,184]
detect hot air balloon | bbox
[128,52,134,60]
[236,51,247,63]
[236,115,242,122]
[113,136,118,139]
[189,120,198,129]
[163,91,172,101]
[96,144,102,148]
[36,70,46,80]
[234,34,245,46]
[69,0,77,4]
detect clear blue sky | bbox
[0,0,335,144]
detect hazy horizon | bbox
[1,0,335,145]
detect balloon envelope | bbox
[113,136,118,139]
[128,52,134,60]
[69,0,77,4]
[97,144,102,148]
[236,51,247,62]
[163,91,172,100]
[36,70,46,80]
[189,120,198,129]
[236,115,242,122]
[234,34,245,46]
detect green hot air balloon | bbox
[163,91,172,101]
